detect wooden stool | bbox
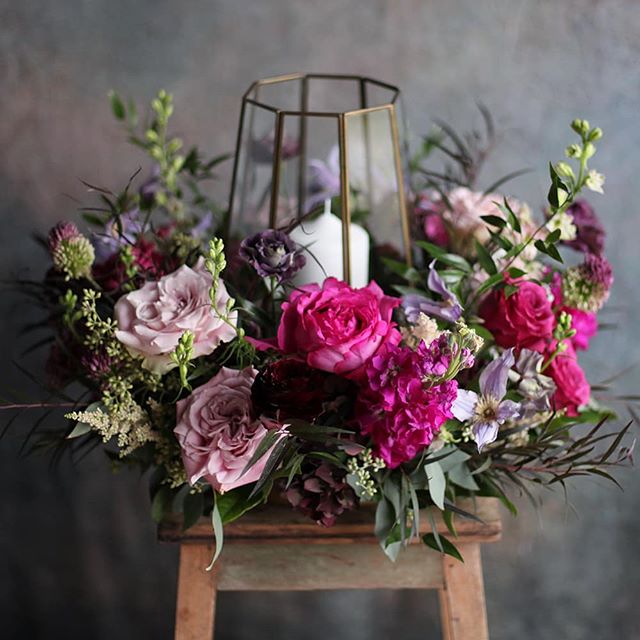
[158,497,502,640]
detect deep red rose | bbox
[480,279,556,352]
[251,358,356,421]
[545,344,590,417]
[93,239,169,291]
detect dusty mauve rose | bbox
[174,367,277,493]
[545,344,590,417]
[114,257,236,373]
[480,278,555,353]
[269,277,401,378]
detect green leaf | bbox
[151,485,174,523]
[206,493,224,570]
[374,498,395,541]
[182,491,204,531]
[248,435,289,498]
[448,462,480,491]
[422,533,464,562]
[415,240,446,259]
[108,90,126,120]
[216,485,265,524]
[480,215,507,229]
[66,422,91,439]
[474,240,498,275]
[239,428,282,477]
[435,446,470,473]
[425,460,446,509]
[546,228,562,244]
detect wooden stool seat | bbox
[158,497,501,640]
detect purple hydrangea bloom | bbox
[402,261,463,323]
[452,348,521,451]
[239,229,306,283]
[564,199,605,255]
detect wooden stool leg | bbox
[438,542,489,640]
[175,543,218,640]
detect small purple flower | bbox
[92,210,143,261]
[306,147,341,213]
[239,229,306,283]
[139,166,161,208]
[452,349,521,451]
[563,199,605,255]
[251,133,300,164]
[402,261,463,323]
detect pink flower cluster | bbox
[356,336,459,468]
[479,276,591,416]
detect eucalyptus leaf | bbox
[448,462,480,491]
[206,493,224,570]
[425,460,446,510]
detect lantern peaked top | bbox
[227,72,412,284]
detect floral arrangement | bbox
[4,91,633,564]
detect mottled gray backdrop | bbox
[1,1,639,638]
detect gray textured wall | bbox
[1,1,639,638]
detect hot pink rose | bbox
[174,367,277,493]
[545,344,590,417]
[480,279,556,353]
[114,258,236,373]
[275,277,401,377]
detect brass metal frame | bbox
[227,73,413,283]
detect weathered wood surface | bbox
[439,543,489,640]
[175,544,217,640]
[167,498,501,639]
[216,542,444,591]
[158,498,502,545]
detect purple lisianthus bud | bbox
[563,199,605,255]
[239,229,306,283]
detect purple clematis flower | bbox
[452,348,521,451]
[402,261,463,323]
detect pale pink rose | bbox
[174,367,277,493]
[114,258,236,373]
[429,188,538,260]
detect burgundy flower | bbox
[563,199,605,255]
[251,358,355,421]
[283,461,358,527]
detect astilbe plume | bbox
[283,461,358,527]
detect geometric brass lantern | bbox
[226,73,413,283]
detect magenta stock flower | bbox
[356,336,459,468]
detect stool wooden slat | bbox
[159,497,501,640]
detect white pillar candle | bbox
[289,199,370,288]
